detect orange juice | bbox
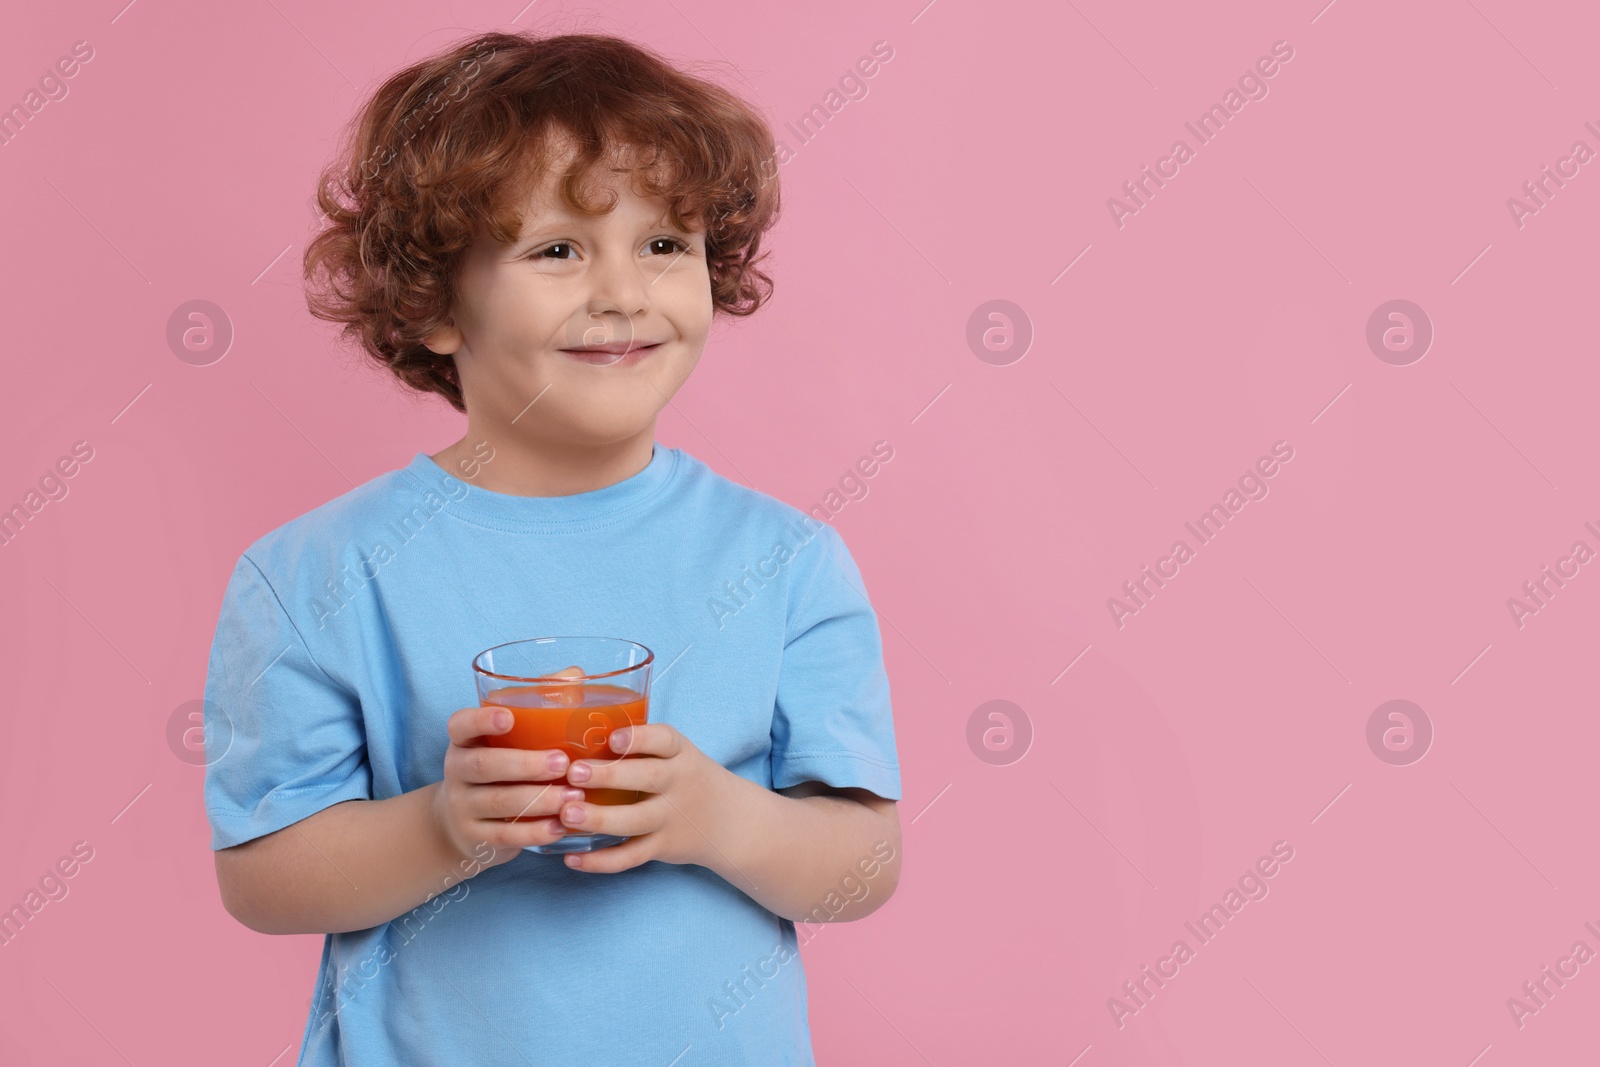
[483,682,649,806]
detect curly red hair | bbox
[303,31,781,413]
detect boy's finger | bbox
[569,755,667,794]
[470,781,579,821]
[564,833,654,875]
[447,743,570,785]
[475,815,569,853]
[559,794,664,839]
[447,705,515,746]
[608,722,682,758]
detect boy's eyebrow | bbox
[513,212,692,247]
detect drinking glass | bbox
[472,636,653,854]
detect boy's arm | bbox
[717,777,902,924]
[558,727,902,924]
[216,705,578,934]
[215,783,474,935]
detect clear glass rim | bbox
[471,636,655,684]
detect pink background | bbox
[2,0,1596,1063]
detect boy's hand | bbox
[432,706,581,867]
[557,723,736,875]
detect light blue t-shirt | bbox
[201,444,902,1067]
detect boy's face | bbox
[424,143,712,448]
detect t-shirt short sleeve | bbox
[769,524,902,801]
[202,554,371,850]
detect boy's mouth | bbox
[558,342,663,367]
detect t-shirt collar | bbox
[401,443,678,532]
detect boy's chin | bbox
[553,411,666,446]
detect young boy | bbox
[202,30,903,1067]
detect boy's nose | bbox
[584,252,650,318]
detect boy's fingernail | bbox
[492,710,511,729]
[567,762,590,782]
[562,787,585,802]
[547,751,569,772]
[610,728,630,750]
[546,819,565,834]
[563,805,585,824]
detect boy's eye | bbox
[530,242,574,260]
[646,237,690,256]
[524,237,690,261]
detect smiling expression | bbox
[423,135,714,449]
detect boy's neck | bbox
[430,424,657,498]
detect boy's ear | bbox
[422,321,463,355]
